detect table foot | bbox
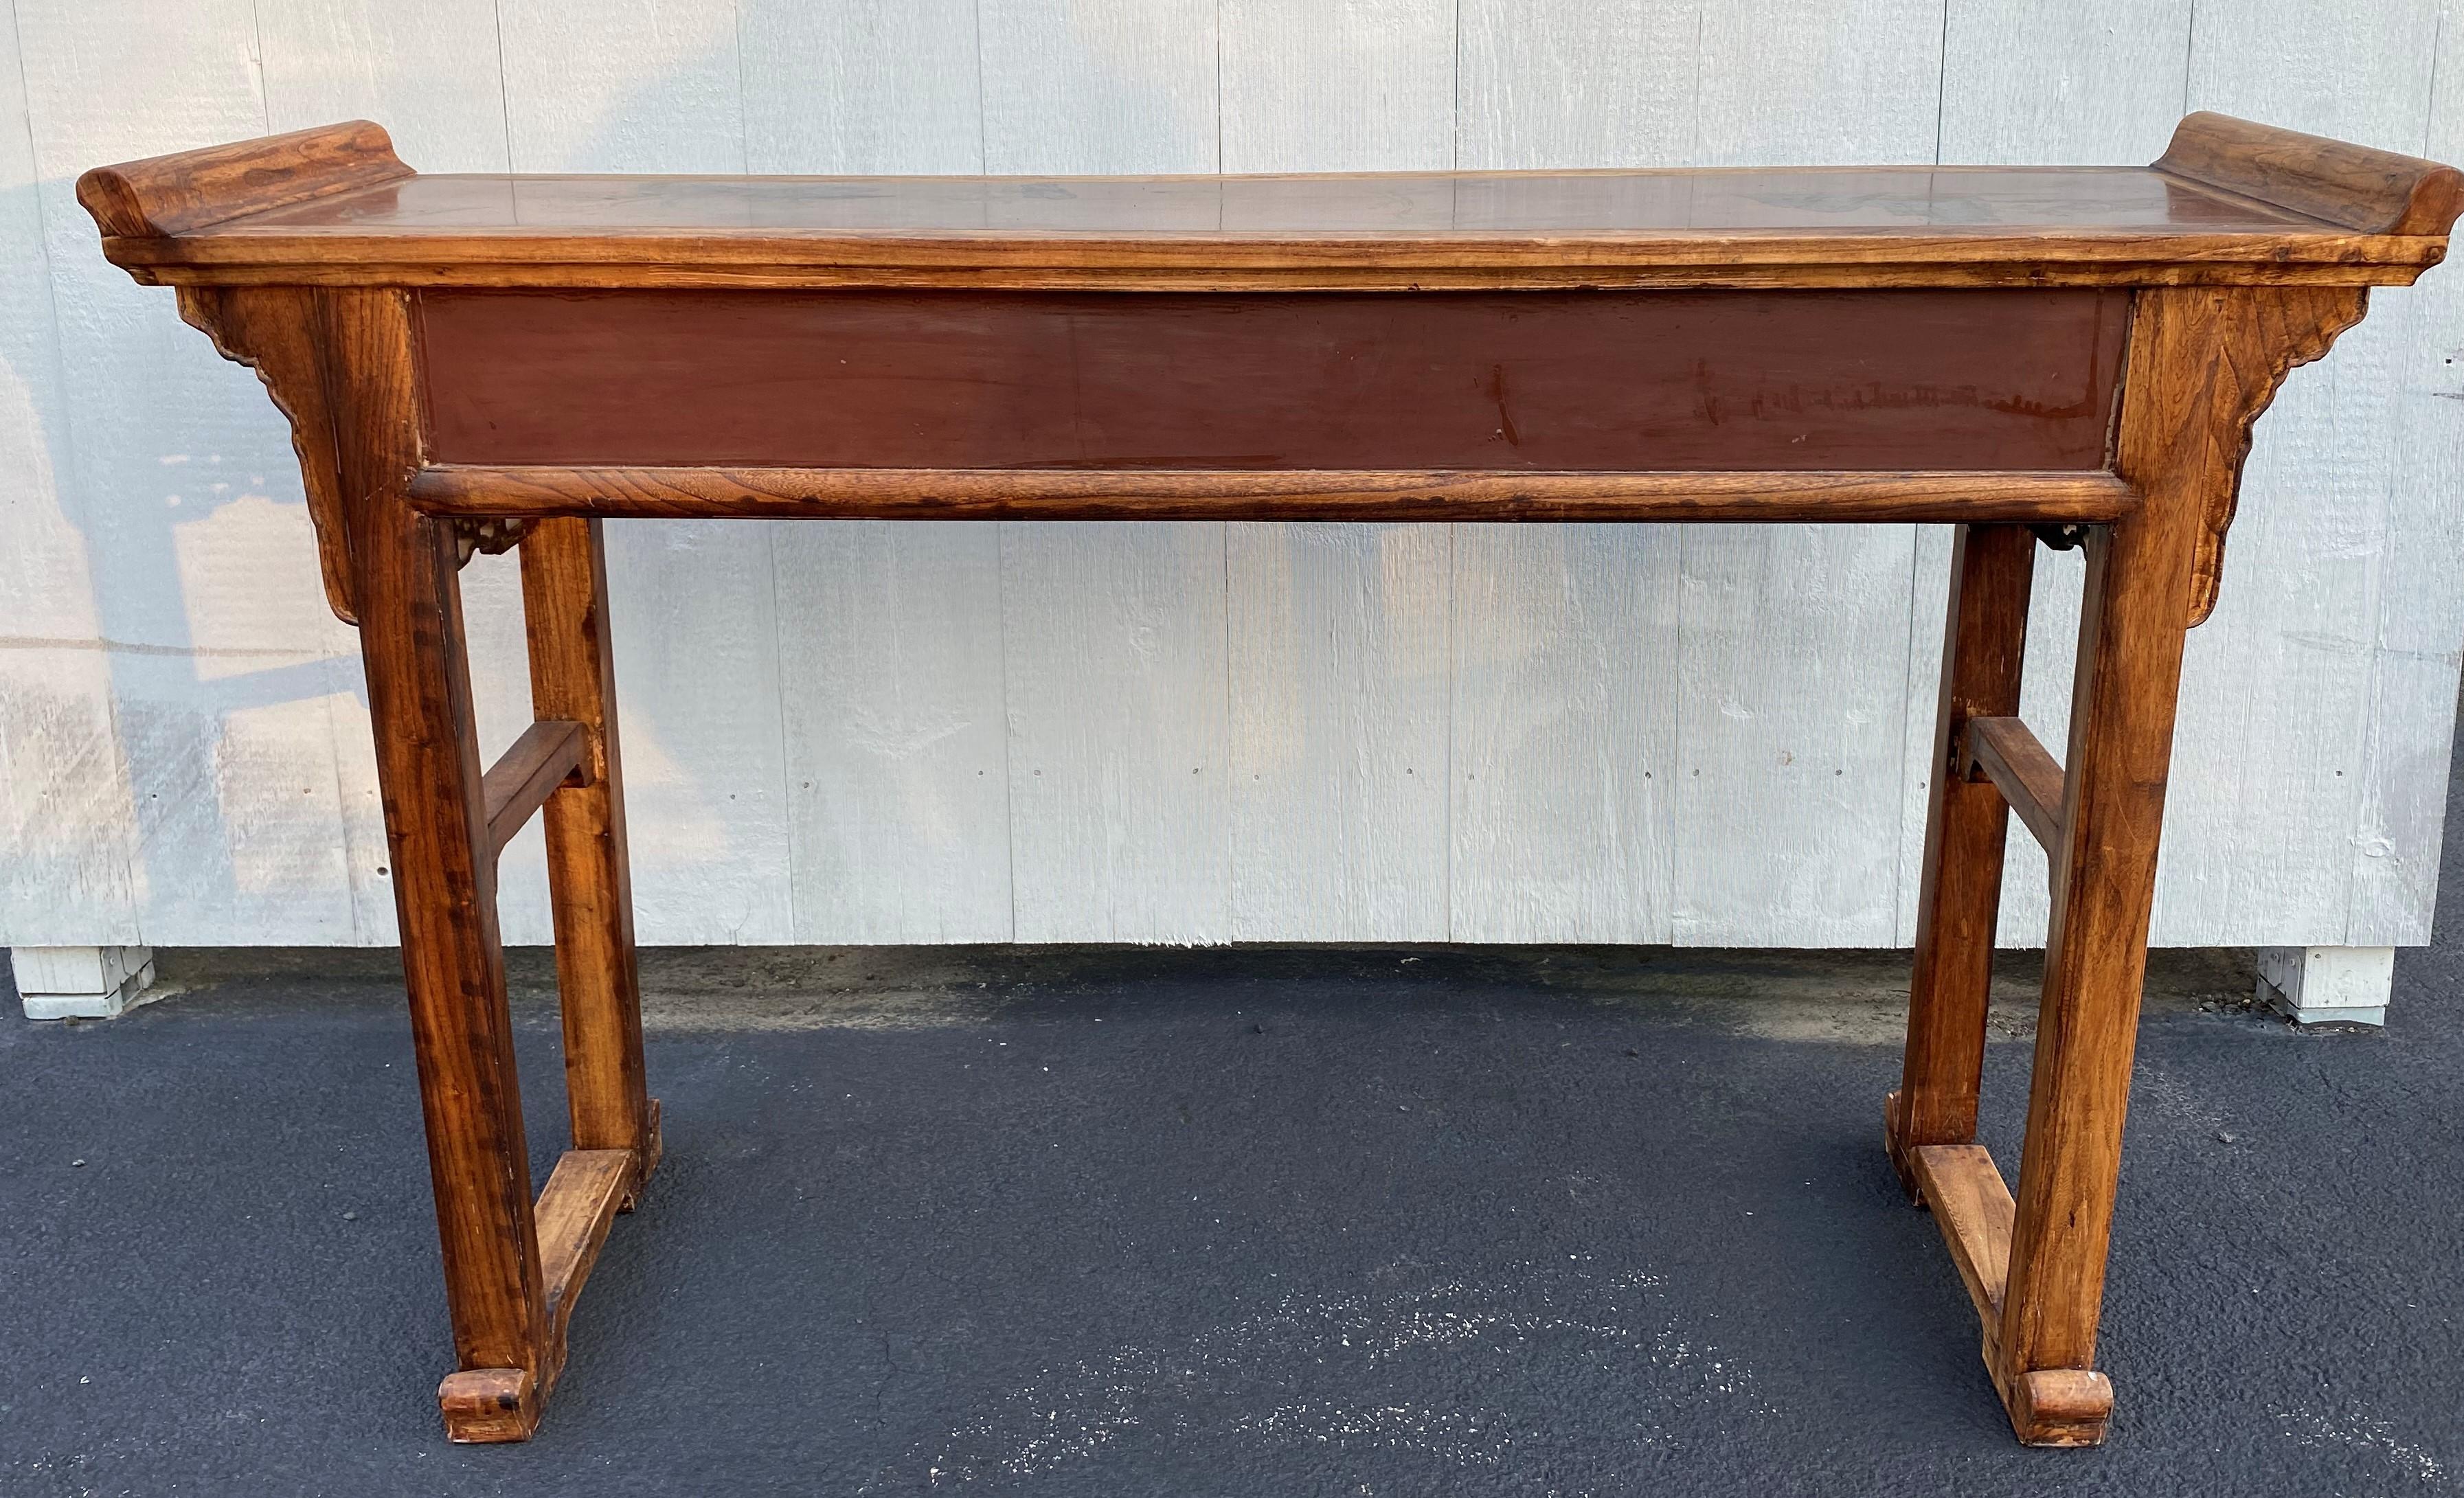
[621,1099,662,1213]
[438,1368,541,1443]
[1892,1128,2118,1446]
[1881,1087,1926,1203]
[1999,1367,2114,1446]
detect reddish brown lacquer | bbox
[417,288,2128,472]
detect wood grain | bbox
[1966,715,2066,853]
[327,286,547,1439]
[74,119,409,237]
[1892,524,2034,1179]
[69,100,2464,1453]
[477,718,586,858]
[2181,285,2371,624]
[1987,285,2371,1446]
[435,1368,537,1444]
[2157,111,2464,236]
[82,137,2461,291]
[169,284,357,622]
[407,466,2144,524]
[519,517,658,1179]
[1910,1143,2017,1324]
[533,1147,631,1367]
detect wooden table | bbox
[81,114,2460,1448]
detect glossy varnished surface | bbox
[85,114,2461,291]
[231,167,2314,238]
[95,164,2452,288]
[418,288,2129,472]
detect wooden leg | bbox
[332,288,576,1441]
[1989,493,2198,1444]
[1889,523,2035,1193]
[520,517,659,1207]
[355,484,550,1442]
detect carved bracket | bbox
[177,284,360,624]
[453,517,531,565]
[2184,285,2370,626]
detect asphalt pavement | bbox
[5,768,2461,1495]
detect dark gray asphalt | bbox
[7,786,2463,1495]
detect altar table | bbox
[80,113,2461,1446]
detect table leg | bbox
[1989,497,2195,1445]
[520,517,659,1204]
[354,484,552,1442]
[328,288,552,1440]
[1889,523,2035,1192]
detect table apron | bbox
[414,286,2131,475]
[404,464,2140,525]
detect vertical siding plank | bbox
[741,0,982,175]
[1457,0,1698,170]
[0,0,143,946]
[1451,526,1679,942]
[1694,0,1946,166]
[1939,0,2192,164]
[2347,9,2464,945]
[495,0,791,944]
[776,524,1012,942]
[497,0,745,174]
[2162,0,2442,944]
[741,3,1008,942]
[256,0,519,942]
[15,0,365,945]
[1219,0,1455,172]
[1217,0,1455,940]
[1673,523,1921,945]
[1451,3,1690,944]
[1003,525,1231,942]
[980,0,1227,941]
[1673,0,1943,945]
[977,0,1217,175]
[255,0,512,171]
[1230,525,1451,940]
[1931,0,2194,947]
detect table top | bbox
[204,165,2318,237]
[83,115,2463,288]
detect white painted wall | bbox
[3,0,2461,951]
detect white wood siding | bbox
[3,0,2459,951]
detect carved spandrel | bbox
[175,285,359,624]
[2178,286,2371,627]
